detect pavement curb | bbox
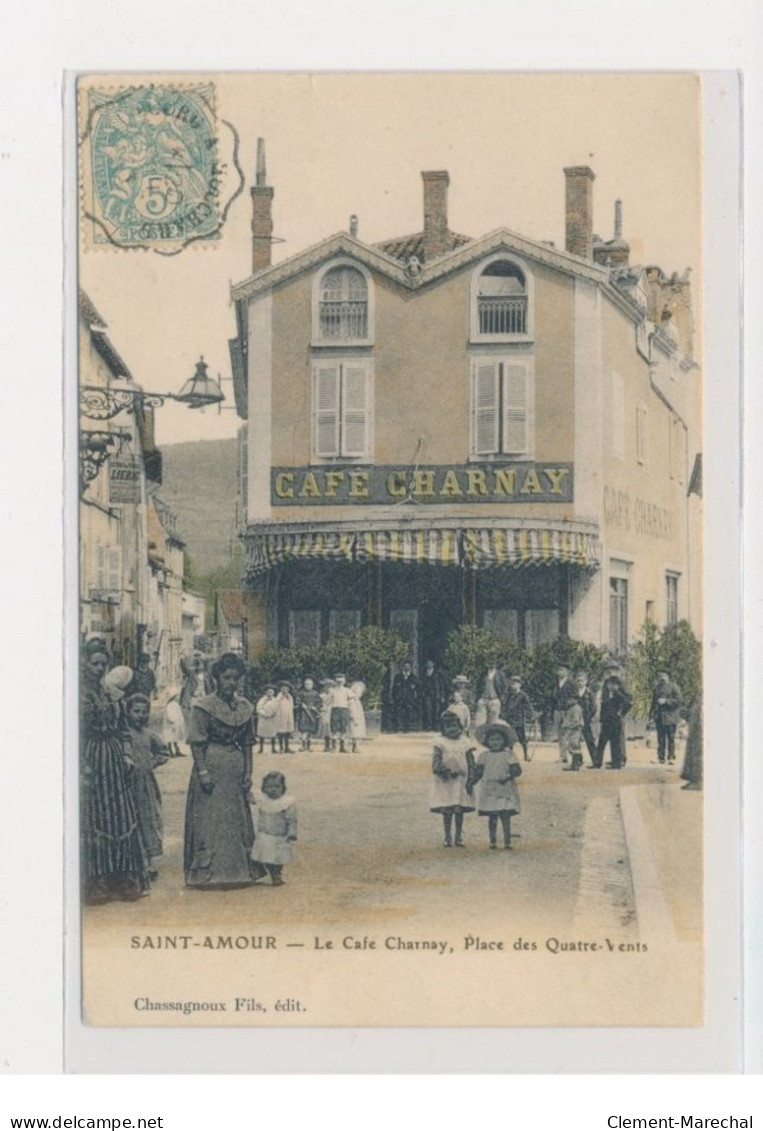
[619,785,676,942]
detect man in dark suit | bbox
[392,661,419,732]
[419,659,447,731]
[649,670,683,764]
[596,662,633,769]
[503,674,535,761]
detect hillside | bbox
[159,438,239,574]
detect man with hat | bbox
[476,659,509,728]
[595,661,633,769]
[649,670,683,764]
[553,665,578,764]
[503,674,535,762]
[419,659,448,732]
[392,661,419,733]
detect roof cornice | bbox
[230,234,408,301]
[230,226,610,303]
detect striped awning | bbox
[245,524,600,576]
[463,527,598,568]
[354,528,460,566]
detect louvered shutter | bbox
[341,364,368,458]
[107,548,120,592]
[472,361,500,455]
[503,363,529,454]
[95,544,106,591]
[314,364,341,457]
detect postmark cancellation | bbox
[79,82,223,252]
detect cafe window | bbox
[470,357,534,458]
[329,608,362,639]
[525,609,560,648]
[483,608,520,643]
[312,360,374,462]
[289,609,322,647]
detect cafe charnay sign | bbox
[271,462,573,506]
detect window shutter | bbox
[314,364,341,457]
[239,424,248,515]
[107,548,120,592]
[503,363,528,454]
[473,361,500,455]
[341,364,368,458]
[95,543,106,590]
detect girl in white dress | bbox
[256,685,279,754]
[429,712,477,848]
[347,680,367,753]
[474,720,523,850]
[250,771,298,886]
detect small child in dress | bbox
[473,720,523,850]
[296,676,321,751]
[275,682,296,753]
[430,712,477,848]
[447,690,471,736]
[162,686,186,757]
[124,693,169,879]
[319,679,335,751]
[256,685,279,754]
[347,680,367,753]
[249,771,298,886]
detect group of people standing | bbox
[80,644,300,902]
[253,674,367,755]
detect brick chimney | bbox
[593,199,631,267]
[251,138,274,273]
[422,170,450,262]
[564,166,595,259]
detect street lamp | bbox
[80,356,224,421]
[79,357,225,494]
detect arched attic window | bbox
[471,255,533,340]
[314,261,373,344]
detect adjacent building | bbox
[79,289,189,687]
[229,152,702,666]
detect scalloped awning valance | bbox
[243,523,600,577]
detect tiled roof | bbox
[78,289,107,328]
[374,230,473,263]
[217,588,245,625]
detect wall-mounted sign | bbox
[271,463,573,506]
[109,456,142,504]
[603,485,674,541]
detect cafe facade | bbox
[230,158,701,665]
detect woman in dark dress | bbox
[80,641,150,904]
[184,653,257,889]
[681,695,703,790]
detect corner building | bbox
[231,155,701,664]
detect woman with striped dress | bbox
[80,641,150,904]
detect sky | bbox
[79,72,701,446]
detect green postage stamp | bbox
[80,84,224,250]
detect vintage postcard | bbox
[74,71,705,1030]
